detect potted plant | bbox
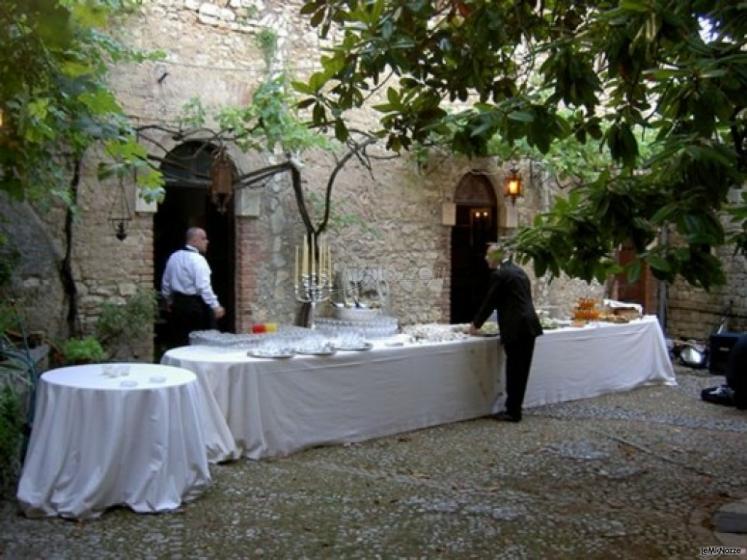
[58,336,106,365]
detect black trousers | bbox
[503,337,537,418]
[169,292,216,348]
[726,334,747,410]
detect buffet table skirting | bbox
[17,364,212,519]
[163,338,500,460]
[162,316,675,461]
[524,315,676,407]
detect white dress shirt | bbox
[161,246,220,308]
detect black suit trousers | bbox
[503,336,537,417]
[169,292,216,348]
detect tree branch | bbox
[318,135,378,233]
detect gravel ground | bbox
[1,365,745,559]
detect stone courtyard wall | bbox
[667,249,747,340]
[97,0,599,340]
[0,194,68,341]
[667,187,747,340]
[9,0,742,362]
[0,0,607,359]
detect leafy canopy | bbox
[0,0,164,205]
[298,0,747,289]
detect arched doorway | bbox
[614,241,658,313]
[154,141,236,351]
[450,173,498,323]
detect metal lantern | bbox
[209,147,236,214]
[504,166,523,205]
[109,175,132,241]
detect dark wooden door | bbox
[153,142,236,355]
[450,174,497,323]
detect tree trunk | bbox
[60,158,81,337]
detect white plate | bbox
[335,342,374,352]
[248,350,295,359]
[296,349,337,356]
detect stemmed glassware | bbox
[341,266,389,310]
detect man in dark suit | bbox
[469,243,543,422]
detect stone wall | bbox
[0,194,68,340]
[0,0,616,356]
[73,158,155,360]
[662,186,747,340]
[7,0,740,363]
[668,247,747,341]
[108,0,603,341]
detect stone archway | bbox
[153,141,237,350]
[449,172,498,323]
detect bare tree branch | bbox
[318,134,378,233]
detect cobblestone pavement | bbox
[1,366,745,559]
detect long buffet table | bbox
[162,316,675,461]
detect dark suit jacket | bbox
[472,261,543,347]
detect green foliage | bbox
[60,336,106,364]
[178,97,208,130]
[255,28,278,66]
[0,232,19,290]
[298,0,747,289]
[193,74,333,154]
[0,385,23,493]
[0,303,19,338]
[0,0,164,205]
[95,289,156,353]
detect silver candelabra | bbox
[294,234,333,329]
[295,271,333,329]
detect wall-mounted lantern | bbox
[109,175,132,241]
[503,165,523,205]
[209,146,237,214]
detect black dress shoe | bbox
[493,411,521,422]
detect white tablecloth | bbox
[17,363,212,519]
[163,338,500,460]
[162,316,675,460]
[524,315,676,407]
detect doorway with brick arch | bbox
[450,172,498,324]
[153,141,236,352]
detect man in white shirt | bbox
[162,227,226,347]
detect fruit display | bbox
[572,298,600,321]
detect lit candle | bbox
[322,240,327,278]
[302,235,308,276]
[328,244,333,278]
[309,233,314,282]
[310,234,315,279]
[320,237,326,278]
